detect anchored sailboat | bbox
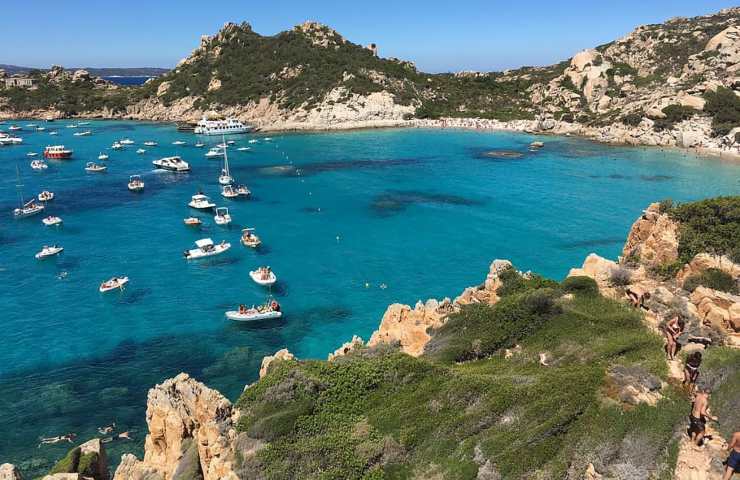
[13,166,44,218]
[219,135,234,185]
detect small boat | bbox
[248,139,258,144]
[237,147,250,152]
[27,152,38,157]
[25,124,37,128]
[240,228,261,248]
[14,199,44,218]
[31,160,48,170]
[73,130,92,136]
[214,207,232,225]
[264,137,273,141]
[98,153,109,161]
[78,122,90,126]
[184,217,202,226]
[136,148,146,154]
[194,142,205,148]
[249,266,277,286]
[44,145,73,159]
[0,133,22,145]
[85,162,107,173]
[37,191,55,202]
[205,147,224,158]
[235,185,251,197]
[8,125,22,131]
[184,238,231,260]
[172,140,186,146]
[217,142,227,148]
[225,300,282,322]
[42,215,63,226]
[221,185,239,199]
[227,140,235,145]
[66,124,78,129]
[36,126,46,132]
[143,141,157,147]
[35,245,63,260]
[119,138,135,145]
[49,131,58,136]
[128,175,144,191]
[111,142,123,150]
[99,276,129,293]
[152,156,190,172]
[188,193,216,210]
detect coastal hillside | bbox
[5,196,737,480]
[2,8,740,154]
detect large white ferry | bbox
[194,117,251,135]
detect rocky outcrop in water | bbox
[621,202,679,267]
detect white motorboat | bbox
[184,238,231,260]
[73,130,92,136]
[35,245,63,260]
[38,190,55,202]
[225,300,282,322]
[172,140,186,146]
[66,124,78,129]
[85,162,107,172]
[31,160,48,170]
[99,276,129,293]
[8,125,22,131]
[111,142,123,150]
[217,143,227,148]
[249,267,277,286]
[221,185,239,199]
[14,166,45,218]
[25,124,37,128]
[240,228,261,248]
[128,175,145,191]
[153,156,190,172]
[143,141,158,147]
[214,207,232,225]
[194,116,251,135]
[184,217,202,226]
[194,142,205,148]
[49,131,58,136]
[248,139,258,144]
[0,133,23,145]
[188,193,216,210]
[98,153,109,161]
[237,147,250,152]
[227,140,235,145]
[136,148,146,154]
[119,138,135,145]
[36,126,46,132]
[235,185,251,197]
[205,147,224,158]
[27,152,38,157]
[42,215,63,226]
[78,122,90,126]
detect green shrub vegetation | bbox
[682,268,738,294]
[231,272,724,479]
[561,275,599,296]
[703,86,740,136]
[652,104,698,131]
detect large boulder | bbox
[258,349,295,378]
[690,286,740,333]
[71,70,91,83]
[676,253,740,284]
[568,253,619,293]
[621,203,679,268]
[0,464,22,480]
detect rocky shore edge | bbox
[1,201,738,480]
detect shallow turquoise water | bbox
[0,120,738,472]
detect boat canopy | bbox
[195,238,214,248]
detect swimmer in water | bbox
[97,422,116,435]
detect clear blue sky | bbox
[2,0,736,72]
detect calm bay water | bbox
[0,120,738,473]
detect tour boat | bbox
[152,156,190,172]
[195,142,205,148]
[99,276,129,293]
[188,193,216,210]
[183,238,231,260]
[42,215,63,226]
[98,153,109,161]
[14,166,45,218]
[0,133,23,145]
[172,140,186,146]
[205,147,224,158]
[221,185,239,199]
[37,190,55,202]
[235,185,251,197]
[214,207,232,225]
[111,142,123,150]
[128,175,145,191]
[194,116,251,135]
[73,130,92,136]
[240,228,261,248]
[184,217,202,226]
[85,162,107,173]
[31,160,48,170]
[119,138,135,145]
[225,300,282,322]
[27,152,38,157]
[249,267,277,286]
[35,245,63,260]
[136,148,146,154]
[143,141,158,147]
[43,145,73,159]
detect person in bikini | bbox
[724,431,740,480]
[688,387,717,447]
[684,351,703,392]
[661,314,685,360]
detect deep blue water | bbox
[0,120,738,474]
[102,76,153,86]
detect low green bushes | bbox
[683,268,737,294]
[562,276,599,296]
[666,196,740,264]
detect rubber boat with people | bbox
[85,162,107,173]
[42,215,63,226]
[225,299,282,322]
[183,217,202,226]
[240,228,261,248]
[31,160,48,170]
[249,266,277,286]
[184,238,231,260]
[214,207,232,225]
[99,276,129,293]
[128,175,145,191]
[37,190,54,202]
[35,245,63,260]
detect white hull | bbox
[189,201,216,210]
[249,270,277,286]
[100,277,129,293]
[35,246,63,259]
[214,215,232,225]
[225,310,282,322]
[43,216,63,226]
[184,242,231,259]
[14,205,45,218]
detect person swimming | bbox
[97,422,116,435]
[39,433,76,446]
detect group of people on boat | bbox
[237,299,280,315]
[256,266,272,280]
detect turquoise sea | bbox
[0,120,739,473]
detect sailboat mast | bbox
[222,134,229,176]
[15,165,25,206]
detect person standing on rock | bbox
[683,351,702,392]
[688,387,717,447]
[724,431,740,480]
